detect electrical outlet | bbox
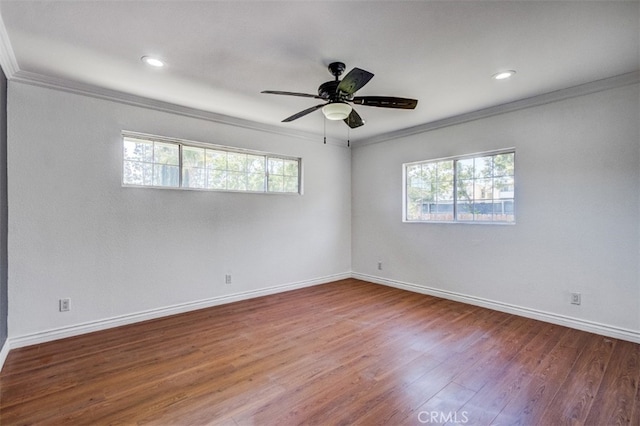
[570,293,581,305]
[377,262,383,271]
[59,298,70,312]
[225,274,232,284]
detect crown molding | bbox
[357,70,640,147]
[1,5,636,150]
[0,10,342,145]
[18,68,636,150]
[12,70,355,146]
[0,11,18,78]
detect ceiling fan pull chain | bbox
[323,117,327,144]
[347,127,350,148]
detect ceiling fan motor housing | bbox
[327,62,346,78]
[320,62,350,101]
[318,81,342,101]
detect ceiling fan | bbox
[261,62,418,129]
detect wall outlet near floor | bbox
[570,293,581,305]
[377,262,383,271]
[59,298,70,312]
[225,274,232,284]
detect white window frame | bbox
[122,132,302,195]
[403,148,515,224]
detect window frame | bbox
[122,132,302,195]
[403,148,515,224]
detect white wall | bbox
[7,80,639,345]
[8,83,351,339]
[352,83,640,338]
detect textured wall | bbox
[8,82,352,338]
[352,84,640,334]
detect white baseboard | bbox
[0,338,9,370]
[3,270,637,374]
[5,272,351,355]
[352,272,640,344]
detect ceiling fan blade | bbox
[282,103,326,122]
[262,90,324,99]
[344,108,365,129]
[337,68,374,95]
[352,96,418,109]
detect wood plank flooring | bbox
[1,278,638,425]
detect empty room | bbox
[0,1,638,424]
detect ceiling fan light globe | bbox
[322,102,352,120]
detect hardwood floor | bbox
[1,278,638,425]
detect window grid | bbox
[404,150,515,224]
[123,136,300,194]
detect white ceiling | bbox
[0,1,638,144]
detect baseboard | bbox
[3,270,636,373]
[0,338,9,370]
[5,272,351,354]
[352,272,640,344]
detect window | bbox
[404,150,515,223]
[123,134,301,194]
[122,139,180,188]
[267,157,300,193]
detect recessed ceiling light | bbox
[141,56,165,67]
[492,70,516,80]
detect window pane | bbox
[283,176,299,193]
[207,169,227,190]
[438,161,454,181]
[227,153,247,172]
[404,150,514,223]
[183,146,205,167]
[423,162,437,181]
[406,197,423,221]
[437,184,454,201]
[154,142,179,165]
[431,202,454,221]
[457,178,474,201]
[505,200,515,222]
[268,158,284,175]
[284,159,299,177]
[269,175,284,192]
[494,153,514,177]
[183,167,206,188]
[476,178,493,200]
[457,201,474,221]
[457,158,474,179]
[474,156,493,178]
[247,155,265,173]
[473,201,494,221]
[122,136,301,194]
[407,166,425,189]
[123,160,152,185]
[406,186,424,205]
[206,150,227,170]
[495,176,514,198]
[247,173,266,192]
[227,171,247,191]
[123,139,152,162]
[153,164,179,187]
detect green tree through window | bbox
[122,135,300,194]
[404,150,514,223]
